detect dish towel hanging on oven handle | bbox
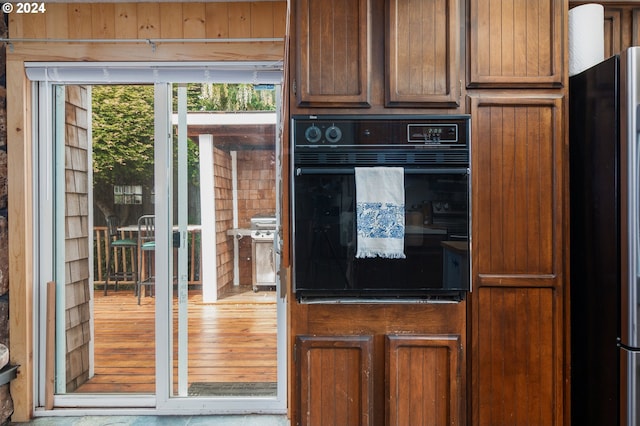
[355,166,406,259]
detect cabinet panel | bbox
[471,287,559,426]
[386,334,462,426]
[296,335,374,426]
[469,0,563,87]
[470,95,563,276]
[385,0,460,107]
[604,8,622,59]
[633,8,640,47]
[295,0,370,107]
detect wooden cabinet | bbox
[385,0,460,107]
[602,5,640,57]
[466,0,567,424]
[291,0,462,110]
[295,333,463,426]
[570,2,640,58]
[468,0,564,88]
[289,0,569,425]
[294,0,371,107]
[468,94,565,426]
[296,336,374,425]
[386,335,462,426]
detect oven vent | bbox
[294,150,469,166]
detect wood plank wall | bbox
[9,2,287,40]
[6,2,287,421]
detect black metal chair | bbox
[104,215,137,295]
[136,214,155,304]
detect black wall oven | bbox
[291,115,471,301]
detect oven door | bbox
[292,166,470,300]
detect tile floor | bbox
[11,415,289,425]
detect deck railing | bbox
[94,226,202,285]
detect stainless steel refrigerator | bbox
[570,46,640,426]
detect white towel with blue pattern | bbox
[355,166,406,259]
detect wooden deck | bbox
[76,286,277,394]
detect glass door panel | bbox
[168,83,281,403]
[39,83,158,403]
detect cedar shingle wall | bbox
[237,150,276,287]
[214,147,234,292]
[214,149,276,292]
[64,85,91,392]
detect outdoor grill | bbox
[250,215,277,292]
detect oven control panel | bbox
[293,115,470,148]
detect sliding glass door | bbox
[32,66,285,413]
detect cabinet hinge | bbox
[292,79,297,96]
[293,342,297,363]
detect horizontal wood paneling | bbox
[472,287,558,426]
[302,302,466,335]
[470,95,563,278]
[386,334,462,426]
[469,0,563,87]
[296,335,373,426]
[9,2,287,39]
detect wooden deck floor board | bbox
[74,287,277,394]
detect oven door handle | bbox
[295,167,469,176]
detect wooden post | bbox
[45,281,55,410]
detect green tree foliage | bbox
[92,85,155,187]
[189,83,276,111]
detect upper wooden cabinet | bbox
[468,0,564,88]
[292,0,462,109]
[597,5,640,58]
[385,0,461,107]
[569,3,640,59]
[294,0,371,107]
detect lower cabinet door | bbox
[386,334,463,426]
[295,334,463,426]
[295,335,374,426]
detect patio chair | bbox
[137,214,156,304]
[104,215,138,296]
